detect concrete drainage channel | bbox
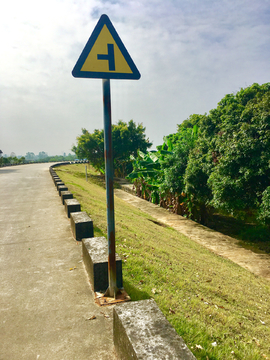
[50,164,196,360]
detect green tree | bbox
[208,84,270,218]
[158,125,200,216]
[178,113,206,130]
[72,128,106,174]
[38,151,48,160]
[257,187,270,226]
[73,120,152,177]
[25,152,35,161]
[18,156,26,164]
[127,150,165,203]
[161,123,199,195]
[127,121,203,216]
[184,136,214,224]
[184,82,270,223]
[112,120,152,176]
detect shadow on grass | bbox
[208,214,270,254]
[87,173,106,188]
[82,172,122,190]
[93,225,105,238]
[123,280,151,301]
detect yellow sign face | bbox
[81,25,133,74]
[72,14,140,80]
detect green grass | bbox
[55,164,270,360]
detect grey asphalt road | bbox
[0,164,116,360]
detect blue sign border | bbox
[72,14,141,80]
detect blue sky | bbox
[0,0,269,156]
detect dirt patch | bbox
[114,189,270,280]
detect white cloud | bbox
[0,0,270,156]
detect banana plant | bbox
[127,145,173,204]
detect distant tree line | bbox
[0,152,76,166]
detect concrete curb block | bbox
[56,182,65,190]
[58,185,68,196]
[82,237,123,292]
[61,191,73,205]
[114,299,196,360]
[55,179,63,187]
[64,199,81,218]
[52,176,60,182]
[70,211,94,241]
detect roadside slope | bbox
[55,164,270,360]
[114,189,270,281]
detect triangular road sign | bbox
[72,14,141,80]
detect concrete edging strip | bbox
[114,299,196,360]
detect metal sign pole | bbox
[72,14,140,300]
[102,78,118,298]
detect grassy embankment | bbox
[55,164,270,360]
